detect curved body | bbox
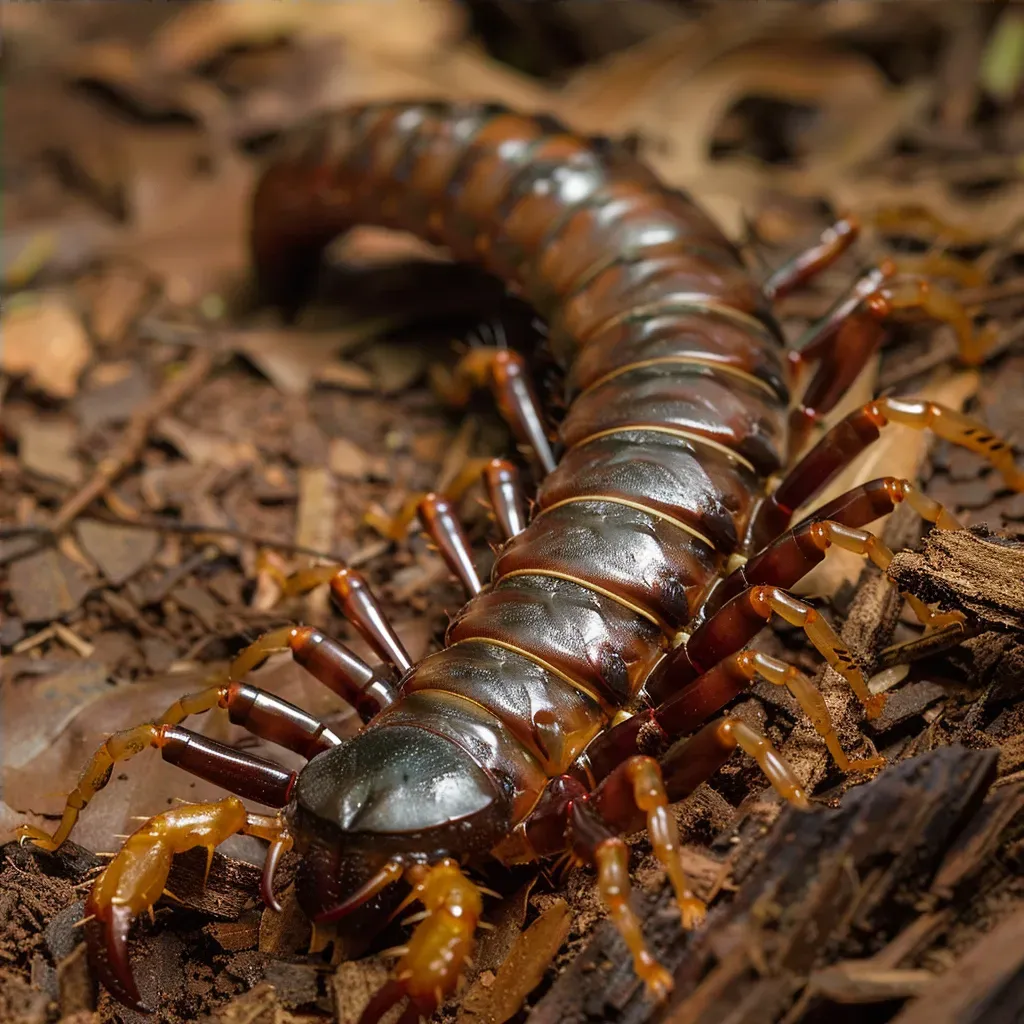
[251,100,790,905]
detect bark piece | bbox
[887,525,1024,631]
[530,747,1004,1024]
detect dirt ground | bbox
[2,3,1024,1024]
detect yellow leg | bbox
[593,838,674,1001]
[749,585,885,719]
[870,396,1024,490]
[731,650,885,773]
[17,627,301,852]
[870,265,999,365]
[84,797,292,1011]
[623,757,706,929]
[359,859,484,1023]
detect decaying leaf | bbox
[148,0,466,72]
[17,417,84,486]
[2,294,92,399]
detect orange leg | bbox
[358,859,484,1024]
[431,346,556,475]
[15,627,354,853]
[83,797,292,1012]
[762,215,860,301]
[594,757,707,929]
[659,716,811,807]
[759,396,1024,548]
[663,584,885,720]
[568,798,674,1001]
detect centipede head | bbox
[289,726,512,932]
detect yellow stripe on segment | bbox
[536,494,716,551]
[445,637,616,715]
[497,568,668,633]
[578,355,778,399]
[570,297,777,348]
[567,424,757,475]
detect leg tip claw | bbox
[678,896,707,931]
[640,961,674,1003]
[85,899,152,1013]
[15,825,59,852]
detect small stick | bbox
[51,347,216,533]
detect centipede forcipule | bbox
[20,101,1024,1024]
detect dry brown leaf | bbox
[2,294,92,399]
[7,547,93,624]
[314,360,377,393]
[457,899,571,1024]
[155,416,259,471]
[148,0,466,73]
[3,662,113,775]
[558,4,806,134]
[17,417,84,486]
[75,519,161,585]
[234,325,383,397]
[328,438,372,481]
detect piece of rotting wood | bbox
[887,525,1024,631]
[890,904,1024,1024]
[530,746,1014,1024]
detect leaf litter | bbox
[1,3,1024,1023]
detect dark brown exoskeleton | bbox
[20,101,1024,1024]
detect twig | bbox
[0,514,389,569]
[51,346,216,533]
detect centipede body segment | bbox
[19,101,1023,1023]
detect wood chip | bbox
[888,525,1024,631]
[314,360,377,392]
[458,899,571,1024]
[891,904,1024,1024]
[75,361,153,433]
[295,466,337,554]
[328,437,372,481]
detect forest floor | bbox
[3,3,1024,1024]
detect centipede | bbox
[19,101,1024,1024]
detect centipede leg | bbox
[483,458,528,540]
[431,346,557,475]
[653,584,886,719]
[417,492,483,597]
[82,797,292,1011]
[751,396,1024,547]
[567,799,674,1001]
[15,637,344,854]
[716,477,965,628]
[655,652,884,774]
[658,717,810,808]
[358,860,483,1024]
[762,215,860,301]
[592,757,707,927]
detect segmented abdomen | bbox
[252,101,791,820]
